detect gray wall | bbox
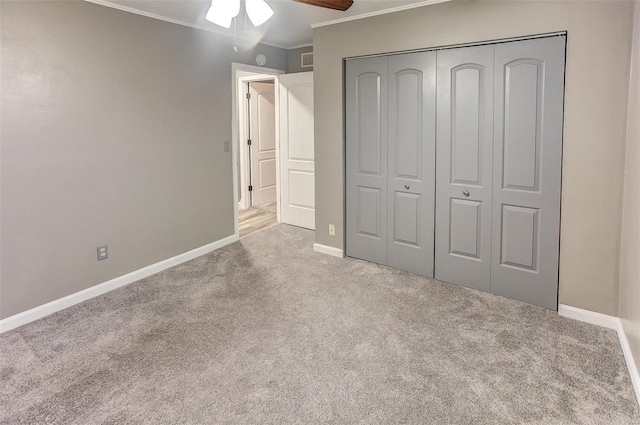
[620,1,640,376]
[313,0,634,316]
[0,1,287,319]
[287,46,313,73]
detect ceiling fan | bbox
[205,0,354,29]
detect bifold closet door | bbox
[435,45,494,292]
[490,37,565,310]
[346,53,436,275]
[346,56,388,265]
[386,52,436,277]
[346,37,565,309]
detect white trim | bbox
[558,304,640,407]
[558,304,619,330]
[311,0,450,28]
[83,0,290,50]
[313,243,344,258]
[618,320,640,408]
[0,234,238,334]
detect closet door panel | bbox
[346,56,388,265]
[435,45,494,291]
[491,37,565,310]
[387,52,436,277]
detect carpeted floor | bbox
[1,225,639,424]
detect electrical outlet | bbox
[97,244,108,261]
[329,224,335,236]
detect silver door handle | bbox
[463,190,470,197]
[405,185,410,190]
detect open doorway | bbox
[231,63,284,238]
[240,80,277,236]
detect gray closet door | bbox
[346,56,388,265]
[386,52,436,277]
[435,45,495,291]
[490,37,565,310]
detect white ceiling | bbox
[91,0,432,48]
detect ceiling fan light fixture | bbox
[205,6,232,27]
[205,0,241,28]
[245,0,274,27]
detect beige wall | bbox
[0,1,287,319]
[287,46,314,73]
[620,1,640,374]
[313,1,634,315]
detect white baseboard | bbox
[618,319,640,408]
[558,304,640,407]
[313,243,344,258]
[0,234,238,334]
[558,304,619,330]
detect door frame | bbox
[231,63,284,238]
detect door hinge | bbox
[246,92,251,99]
[248,185,253,191]
[247,139,252,146]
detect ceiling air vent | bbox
[301,52,314,68]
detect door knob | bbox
[405,185,410,190]
[463,190,470,197]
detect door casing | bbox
[232,63,284,238]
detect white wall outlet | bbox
[97,244,108,261]
[329,224,335,236]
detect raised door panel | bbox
[357,74,383,175]
[396,72,422,179]
[346,56,388,265]
[358,187,382,237]
[435,45,494,292]
[287,85,315,162]
[387,51,436,277]
[491,36,565,310]
[257,90,276,152]
[502,61,541,191]
[500,205,539,270]
[279,72,315,230]
[394,192,420,246]
[449,199,481,259]
[258,159,277,189]
[452,66,483,185]
[288,170,315,209]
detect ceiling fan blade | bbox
[292,0,353,11]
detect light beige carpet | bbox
[1,224,639,424]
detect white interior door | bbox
[249,82,277,206]
[279,72,315,230]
